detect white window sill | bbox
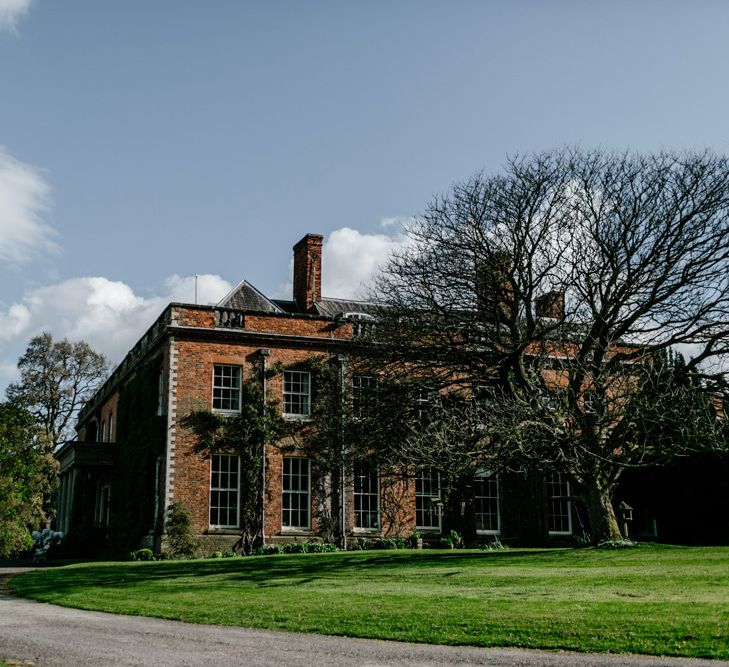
[281,527,312,532]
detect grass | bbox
[9,545,729,659]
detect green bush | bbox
[305,542,338,553]
[282,542,308,554]
[165,502,198,559]
[129,548,155,561]
[254,544,284,556]
[222,550,237,558]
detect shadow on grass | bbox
[10,547,610,599]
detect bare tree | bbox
[6,332,109,451]
[357,148,729,543]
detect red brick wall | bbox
[169,333,420,541]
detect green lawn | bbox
[10,545,729,658]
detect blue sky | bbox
[1,0,729,391]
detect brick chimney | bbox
[535,290,565,320]
[475,252,513,317]
[293,233,323,312]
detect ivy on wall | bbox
[184,380,287,554]
[110,358,166,553]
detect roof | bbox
[314,297,379,318]
[217,280,284,314]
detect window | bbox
[415,468,441,530]
[212,364,241,412]
[474,471,500,534]
[210,454,240,528]
[94,483,111,527]
[282,457,311,529]
[101,419,107,443]
[352,375,377,418]
[108,412,114,442]
[547,472,572,535]
[283,370,311,417]
[353,464,379,530]
[157,369,165,416]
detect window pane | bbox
[547,473,572,534]
[354,464,379,530]
[282,457,311,528]
[210,454,239,528]
[283,371,311,416]
[415,468,440,530]
[474,472,500,533]
[212,365,242,412]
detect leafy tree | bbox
[357,148,729,543]
[0,403,51,558]
[6,332,109,450]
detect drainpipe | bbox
[259,348,270,546]
[336,354,348,550]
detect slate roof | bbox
[314,298,379,318]
[217,280,284,313]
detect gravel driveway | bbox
[0,566,726,667]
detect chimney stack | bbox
[293,233,323,312]
[535,290,565,320]
[475,252,513,317]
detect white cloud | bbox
[0,0,31,32]
[0,146,59,268]
[274,223,412,301]
[0,273,231,394]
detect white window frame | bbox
[547,472,573,535]
[415,468,441,531]
[101,419,107,443]
[209,454,240,529]
[352,375,377,419]
[212,364,242,413]
[108,412,114,442]
[283,370,311,418]
[474,470,500,535]
[353,464,380,531]
[282,457,311,530]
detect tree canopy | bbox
[6,332,109,450]
[353,148,729,542]
[0,403,50,558]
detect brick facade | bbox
[63,232,577,555]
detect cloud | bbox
[275,223,413,301]
[0,147,59,268]
[0,0,31,33]
[0,273,232,393]
[0,223,412,393]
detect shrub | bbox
[282,542,308,554]
[306,542,338,553]
[440,530,463,549]
[222,550,237,558]
[165,502,198,559]
[129,548,155,561]
[407,531,422,548]
[479,537,507,552]
[254,544,284,556]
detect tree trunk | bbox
[583,478,622,544]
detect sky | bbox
[1,0,729,392]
